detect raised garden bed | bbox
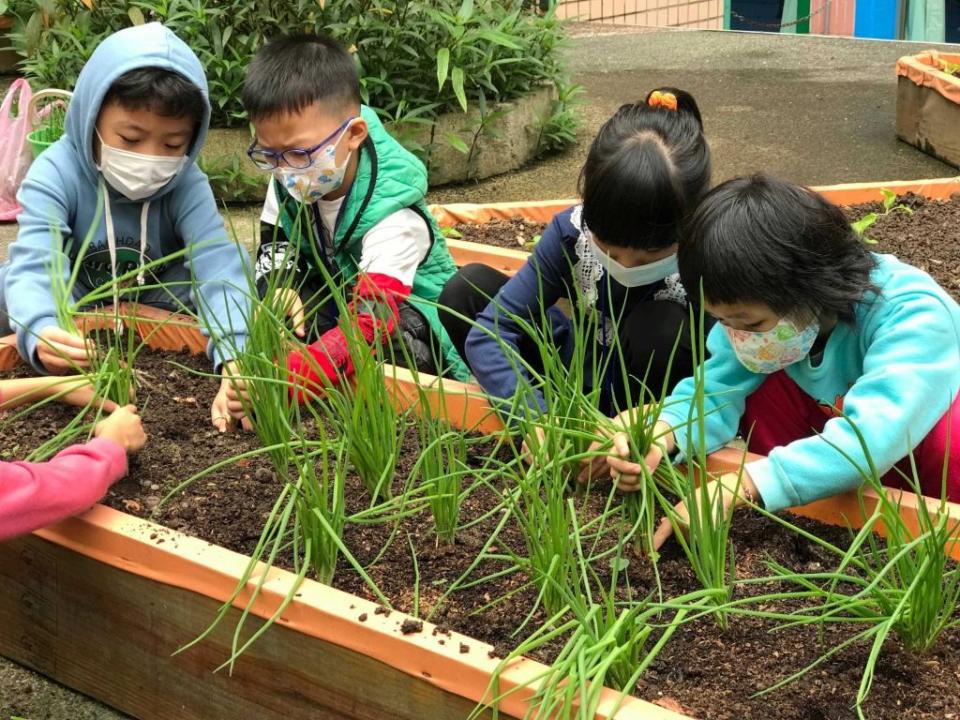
[2,178,960,720]
[5,346,960,719]
[896,51,960,168]
[443,191,960,301]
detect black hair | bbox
[578,87,710,251]
[242,34,360,120]
[102,67,204,124]
[679,174,877,324]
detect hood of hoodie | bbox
[65,22,211,200]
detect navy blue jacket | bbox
[465,205,692,417]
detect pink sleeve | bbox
[0,438,128,541]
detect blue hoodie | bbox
[6,23,249,371]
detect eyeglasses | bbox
[247,116,356,171]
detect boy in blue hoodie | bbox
[0,23,249,431]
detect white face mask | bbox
[97,132,187,201]
[590,238,679,287]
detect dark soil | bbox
[453,193,960,302]
[841,192,960,301]
[3,347,960,719]
[451,217,544,251]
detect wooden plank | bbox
[895,79,960,168]
[446,239,528,274]
[0,533,489,720]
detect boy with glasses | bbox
[231,33,468,418]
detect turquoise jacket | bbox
[661,254,960,511]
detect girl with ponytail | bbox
[438,88,711,475]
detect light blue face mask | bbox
[591,238,679,287]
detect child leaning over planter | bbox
[0,376,145,541]
[439,89,710,477]
[604,175,960,549]
[0,23,250,432]
[225,33,468,420]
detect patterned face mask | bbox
[724,317,820,374]
[272,120,354,203]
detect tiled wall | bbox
[556,0,725,29]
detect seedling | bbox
[851,188,914,244]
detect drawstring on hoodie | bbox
[99,177,150,320]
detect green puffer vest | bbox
[276,105,469,381]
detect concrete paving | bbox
[429,28,960,204]
[1,26,958,720]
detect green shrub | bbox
[8,0,573,145]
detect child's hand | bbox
[48,376,121,412]
[94,405,146,454]
[651,472,759,551]
[211,361,252,432]
[577,438,612,484]
[606,420,675,492]
[576,408,647,485]
[520,425,546,465]
[271,288,306,338]
[37,327,95,374]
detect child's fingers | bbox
[611,432,631,458]
[644,443,665,470]
[607,453,645,477]
[288,294,306,337]
[45,341,91,362]
[613,472,641,491]
[652,517,675,551]
[96,397,120,413]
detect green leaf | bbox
[609,556,630,573]
[451,66,467,112]
[851,213,877,238]
[443,131,470,155]
[456,0,474,24]
[475,29,522,49]
[880,188,898,212]
[436,47,450,91]
[441,226,463,239]
[128,6,146,25]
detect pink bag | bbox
[0,78,33,222]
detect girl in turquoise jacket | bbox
[606,175,960,548]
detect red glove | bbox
[287,272,411,401]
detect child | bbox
[0,376,145,540]
[231,32,468,415]
[439,89,710,462]
[0,23,250,432]
[606,175,960,546]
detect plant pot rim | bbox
[429,176,960,227]
[896,51,960,104]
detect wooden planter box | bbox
[2,176,960,720]
[896,51,960,167]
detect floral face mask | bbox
[724,318,820,374]
[271,120,355,203]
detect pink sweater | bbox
[0,438,127,541]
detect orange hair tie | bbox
[648,91,678,111]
